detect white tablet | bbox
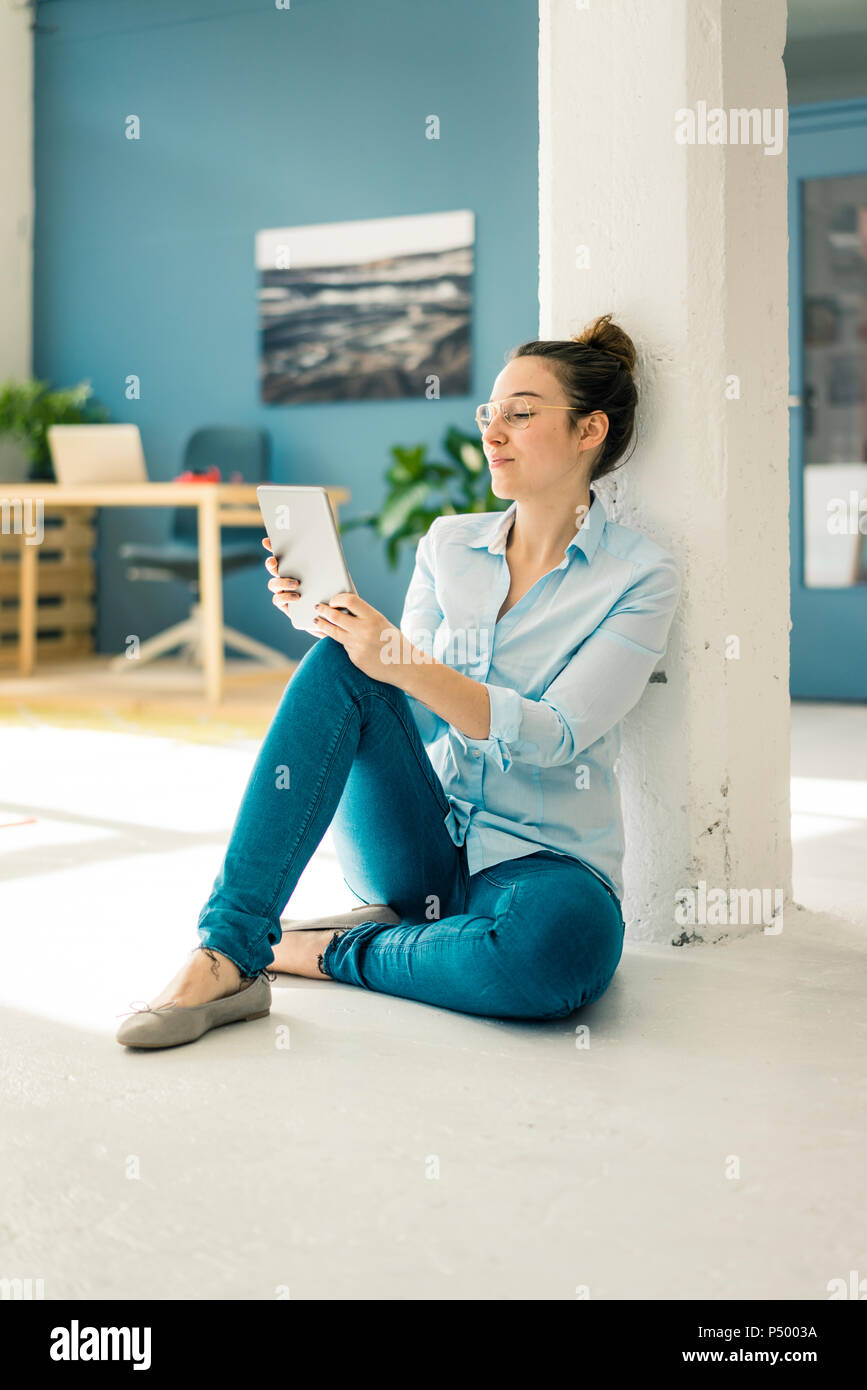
[257,485,356,633]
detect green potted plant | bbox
[0,378,111,482]
[341,424,510,569]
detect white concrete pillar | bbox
[0,3,33,480]
[539,0,792,943]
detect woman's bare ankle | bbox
[191,946,243,995]
[149,946,244,1009]
[270,926,347,980]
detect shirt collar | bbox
[467,488,607,566]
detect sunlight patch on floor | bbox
[0,724,358,1033]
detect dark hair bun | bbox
[571,313,636,376]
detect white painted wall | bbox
[539,0,792,945]
[0,2,33,479]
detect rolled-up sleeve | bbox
[399,521,450,745]
[452,556,681,770]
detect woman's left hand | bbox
[312,592,411,686]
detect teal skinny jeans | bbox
[197,636,625,1020]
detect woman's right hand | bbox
[262,536,301,617]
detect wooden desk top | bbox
[0,483,351,507]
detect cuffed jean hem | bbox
[318,929,345,979]
[319,921,389,982]
[195,930,275,979]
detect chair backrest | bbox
[173,427,270,542]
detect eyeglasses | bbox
[474,396,584,433]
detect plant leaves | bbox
[388,443,428,480]
[378,480,435,539]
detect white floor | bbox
[0,702,864,1300]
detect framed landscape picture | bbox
[255,209,474,405]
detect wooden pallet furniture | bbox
[0,507,97,669]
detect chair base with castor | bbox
[110,600,293,672]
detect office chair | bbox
[112,426,291,672]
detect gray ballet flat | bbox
[116,971,272,1050]
[280,902,402,932]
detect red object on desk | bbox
[173,466,222,484]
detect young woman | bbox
[117,313,680,1049]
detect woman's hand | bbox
[316,593,493,737]
[311,591,411,686]
[262,536,301,617]
[262,538,410,684]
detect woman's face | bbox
[480,358,607,502]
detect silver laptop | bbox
[47,424,149,484]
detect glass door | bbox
[789,102,867,699]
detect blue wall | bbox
[33,0,540,661]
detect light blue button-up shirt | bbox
[399,488,681,900]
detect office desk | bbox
[2,482,351,704]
